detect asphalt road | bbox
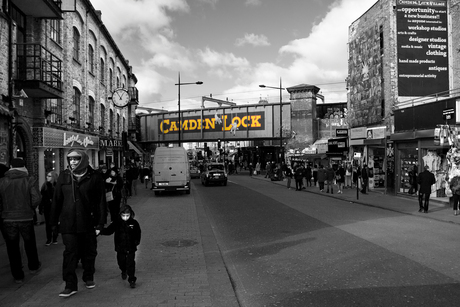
[194,175,460,307]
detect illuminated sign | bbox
[63,133,95,148]
[159,112,265,134]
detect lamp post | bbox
[175,72,203,146]
[259,78,285,162]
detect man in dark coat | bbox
[0,158,42,283]
[361,164,369,194]
[50,149,107,298]
[417,165,436,213]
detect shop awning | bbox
[128,141,147,156]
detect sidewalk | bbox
[249,173,460,226]
[0,184,239,307]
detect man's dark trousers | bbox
[62,232,97,290]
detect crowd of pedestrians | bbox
[0,154,144,298]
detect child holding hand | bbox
[101,205,141,288]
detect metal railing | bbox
[15,43,63,92]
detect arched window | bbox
[109,109,114,134]
[88,45,94,73]
[100,104,106,131]
[100,58,105,83]
[88,96,95,126]
[72,87,81,126]
[73,27,80,61]
[109,68,113,92]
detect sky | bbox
[91,0,378,112]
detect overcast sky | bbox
[91,0,377,112]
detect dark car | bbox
[200,163,228,186]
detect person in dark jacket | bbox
[361,164,369,194]
[325,165,336,194]
[106,167,124,221]
[305,165,312,187]
[39,170,59,245]
[417,165,436,213]
[0,158,42,284]
[284,165,293,189]
[101,205,141,288]
[50,149,107,298]
[294,164,304,191]
[317,165,327,192]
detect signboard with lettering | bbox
[141,103,291,142]
[33,127,99,150]
[396,0,448,96]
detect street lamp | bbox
[259,78,285,162]
[175,72,203,146]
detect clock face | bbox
[112,89,130,108]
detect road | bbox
[194,174,460,307]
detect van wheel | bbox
[186,189,191,194]
[154,191,160,196]
[223,181,227,186]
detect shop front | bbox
[99,137,124,168]
[33,127,100,189]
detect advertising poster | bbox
[396,0,448,97]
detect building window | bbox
[45,99,63,124]
[73,27,80,61]
[88,96,95,127]
[109,69,113,92]
[100,58,105,83]
[117,113,120,134]
[100,104,106,131]
[116,76,120,88]
[109,109,114,133]
[49,20,61,44]
[88,45,94,74]
[72,87,81,126]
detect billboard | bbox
[396,0,448,97]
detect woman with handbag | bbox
[106,167,124,222]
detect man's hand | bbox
[95,229,101,236]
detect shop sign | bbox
[35,127,99,150]
[350,127,367,139]
[443,108,454,120]
[158,112,265,134]
[100,138,123,148]
[302,148,317,155]
[366,126,386,139]
[336,128,348,137]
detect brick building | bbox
[348,0,460,197]
[0,0,139,190]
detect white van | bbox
[151,147,191,195]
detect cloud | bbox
[235,33,271,47]
[245,0,262,6]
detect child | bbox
[101,205,141,288]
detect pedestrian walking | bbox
[361,164,369,194]
[130,162,140,196]
[101,205,141,288]
[0,158,42,284]
[408,165,418,195]
[106,167,124,222]
[255,162,261,176]
[345,163,352,188]
[50,149,107,298]
[417,165,436,213]
[317,165,326,192]
[449,175,460,216]
[294,165,304,191]
[336,164,345,193]
[312,164,318,187]
[39,170,59,245]
[284,165,293,189]
[305,164,312,187]
[325,165,335,194]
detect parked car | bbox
[189,161,201,179]
[201,162,227,186]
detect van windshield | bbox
[155,156,185,163]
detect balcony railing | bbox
[15,43,63,98]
